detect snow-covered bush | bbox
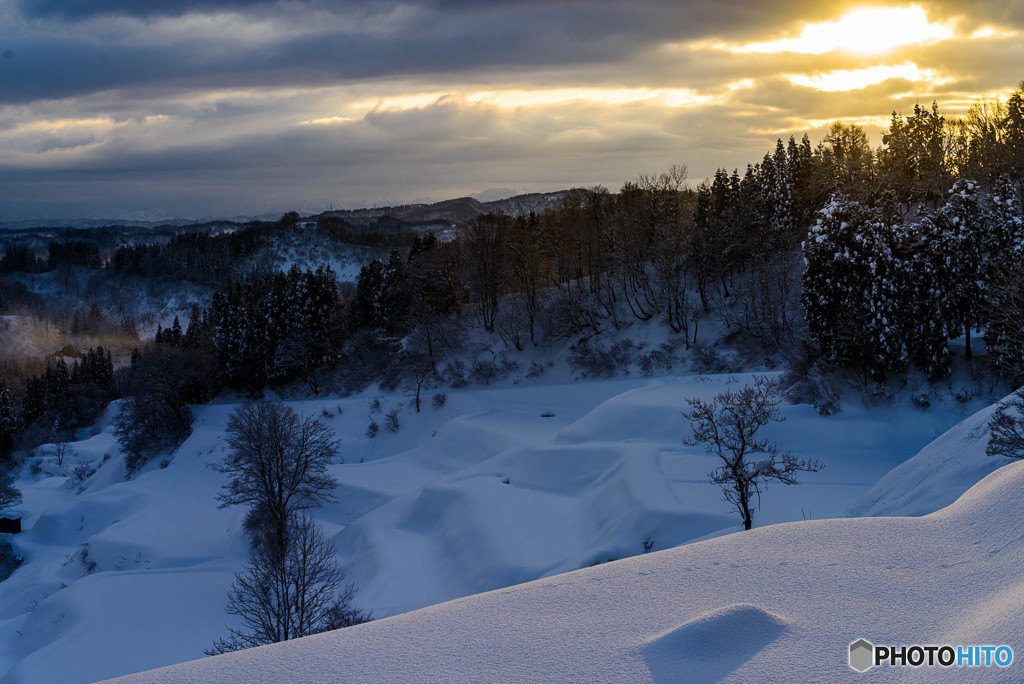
[384,407,401,433]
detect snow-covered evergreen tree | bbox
[983,177,1024,380]
[801,197,909,379]
[0,381,18,458]
[936,180,989,359]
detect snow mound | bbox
[1,375,990,681]
[848,397,1005,517]
[111,460,1024,683]
[641,604,790,683]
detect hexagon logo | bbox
[849,639,875,672]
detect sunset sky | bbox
[1,0,1022,222]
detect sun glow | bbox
[339,87,723,115]
[733,6,954,55]
[785,61,953,91]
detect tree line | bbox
[3,83,1024,469]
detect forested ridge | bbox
[2,84,1024,465]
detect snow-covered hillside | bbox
[115,458,1024,683]
[0,371,996,682]
[245,228,383,284]
[848,397,1010,518]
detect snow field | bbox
[116,459,1024,683]
[0,372,1001,681]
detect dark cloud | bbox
[4,1,1020,105]
[1,0,1022,221]
[0,1,903,104]
[15,0,277,19]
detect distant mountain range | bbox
[0,214,279,232]
[0,190,572,231]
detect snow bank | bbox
[848,395,1010,517]
[0,374,988,681]
[112,460,1024,683]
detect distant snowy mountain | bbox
[469,187,519,202]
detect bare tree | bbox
[683,376,822,530]
[217,401,339,543]
[986,389,1024,460]
[206,513,368,655]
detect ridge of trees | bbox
[2,83,1024,463]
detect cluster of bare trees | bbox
[208,401,367,655]
[451,165,714,348]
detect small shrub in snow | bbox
[431,393,447,410]
[0,538,23,582]
[782,345,840,415]
[384,407,401,433]
[443,360,468,388]
[365,422,379,438]
[368,398,381,413]
[813,397,840,417]
[78,543,97,574]
[470,360,499,385]
[71,463,95,487]
[51,441,74,468]
[911,393,930,409]
[526,361,545,379]
[986,390,1024,461]
[689,344,729,374]
[567,341,623,378]
[642,536,655,553]
[638,342,678,377]
[0,467,21,512]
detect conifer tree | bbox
[801,197,909,379]
[0,382,18,459]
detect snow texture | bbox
[114,459,1024,683]
[0,373,1002,682]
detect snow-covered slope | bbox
[113,459,1024,683]
[848,395,1008,518]
[0,374,993,682]
[246,228,384,283]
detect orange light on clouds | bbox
[785,61,953,91]
[731,5,954,55]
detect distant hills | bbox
[0,190,572,232]
[313,190,571,228]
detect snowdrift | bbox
[849,394,1011,518]
[0,374,990,681]
[113,459,1024,683]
